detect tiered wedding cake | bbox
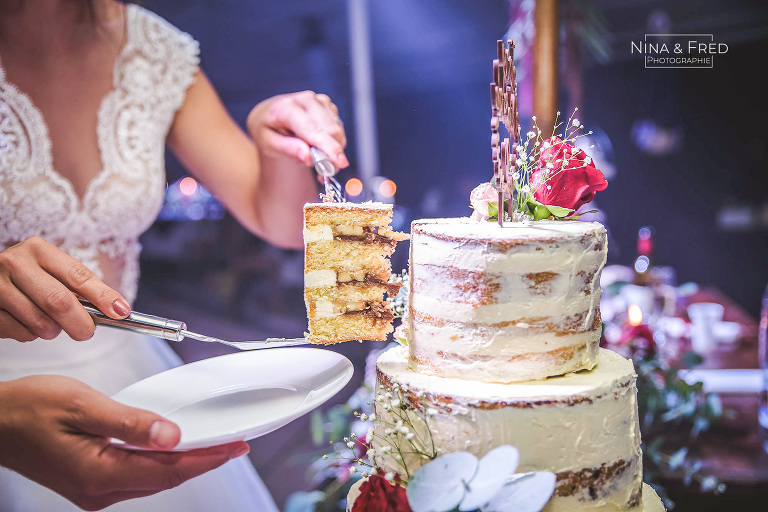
[361,218,665,511]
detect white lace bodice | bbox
[0,5,199,304]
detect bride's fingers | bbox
[16,237,130,319]
[0,309,40,342]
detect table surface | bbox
[666,287,768,485]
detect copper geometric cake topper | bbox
[490,39,520,226]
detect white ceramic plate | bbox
[111,347,353,451]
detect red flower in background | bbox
[352,474,411,512]
[531,137,608,212]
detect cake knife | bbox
[79,300,309,350]
[310,146,344,202]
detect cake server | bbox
[79,300,309,350]
[310,146,344,202]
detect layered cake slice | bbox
[303,202,407,344]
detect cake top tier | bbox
[412,218,605,243]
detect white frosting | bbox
[305,201,393,210]
[408,217,607,382]
[373,346,643,511]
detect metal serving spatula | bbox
[310,147,344,202]
[80,300,309,351]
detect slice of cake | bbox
[303,202,407,344]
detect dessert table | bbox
[659,287,768,511]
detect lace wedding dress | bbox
[0,5,278,511]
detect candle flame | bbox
[628,304,643,326]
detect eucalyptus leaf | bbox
[481,472,557,512]
[407,452,478,512]
[459,446,520,511]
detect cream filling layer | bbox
[373,347,641,504]
[410,342,598,383]
[411,291,601,324]
[305,269,337,288]
[303,225,334,242]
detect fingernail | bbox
[150,421,178,449]
[113,299,131,317]
[232,444,250,459]
[297,148,309,165]
[338,154,349,167]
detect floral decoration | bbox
[471,108,608,222]
[351,471,410,512]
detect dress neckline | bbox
[0,4,133,207]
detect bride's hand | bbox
[0,375,249,511]
[246,90,349,171]
[0,237,132,342]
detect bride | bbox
[0,0,347,510]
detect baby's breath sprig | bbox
[369,383,438,481]
[388,269,409,320]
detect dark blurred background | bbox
[133,0,768,508]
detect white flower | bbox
[572,118,580,126]
[527,131,536,139]
[426,408,438,416]
[382,446,392,454]
[360,413,368,422]
[385,472,395,482]
[367,448,376,459]
[390,399,401,408]
[322,455,328,460]
[515,160,523,169]
[366,428,375,443]
[547,162,554,169]
[521,185,530,194]
[395,420,403,428]
[384,428,395,436]
[405,433,415,440]
[347,441,355,449]
[398,426,410,435]
[395,454,403,461]
[368,413,376,422]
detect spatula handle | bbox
[79,299,186,342]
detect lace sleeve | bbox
[129,5,201,122]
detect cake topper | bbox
[474,40,608,224]
[490,39,520,227]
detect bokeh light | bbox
[179,176,198,196]
[379,179,396,197]
[345,178,363,196]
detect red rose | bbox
[531,137,608,212]
[352,475,411,512]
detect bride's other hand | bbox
[0,375,249,511]
[246,90,349,171]
[0,237,132,342]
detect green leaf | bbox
[542,204,575,218]
[533,204,551,220]
[488,202,499,218]
[680,351,704,368]
[310,410,325,446]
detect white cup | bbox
[621,284,655,319]
[687,302,725,354]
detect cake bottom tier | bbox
[345,481,665,512]
[372,346,644,511]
